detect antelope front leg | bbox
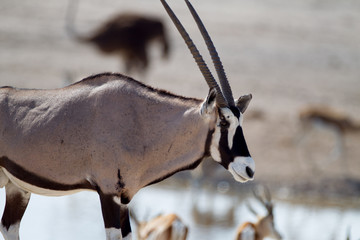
[99,193,132,240]
[0,182,31,240]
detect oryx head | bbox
[161,0,255,182]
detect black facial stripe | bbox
[231,127,251,157]
[229,106,240,119]
[218,128,233,169]
[218,126,251,169]
[219,112,230,129]
[218,107,240,129]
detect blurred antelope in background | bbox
[0,0,255,239]
[66,0,170,74]
[297,105,360,163]
[191,192,236,226]
[131,212,188,240]
[190,160,236,227]
[235,186,282,240]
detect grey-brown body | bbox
[0,73,214,240]
[0,73,209,198]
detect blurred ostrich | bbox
[66,0,170,75]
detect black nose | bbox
[246,166,254,178]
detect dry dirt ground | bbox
[1,0,360,203]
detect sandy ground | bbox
[1,0,360,202]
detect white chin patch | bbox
[228,157,255,183]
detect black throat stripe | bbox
[145,128,214,187]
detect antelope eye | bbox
[220,119,229,127]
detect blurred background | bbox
[0,0,359,239]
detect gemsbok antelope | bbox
[131,212,188,240]
[235,187,282,240]
[66,0,170,74]
[0,0,255,239]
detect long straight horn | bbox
[160,0,228,108]
[184,0,235,106]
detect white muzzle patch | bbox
[228,156,255,182]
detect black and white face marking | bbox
[210,106,255,182]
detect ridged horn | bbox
[160,0,228,108]
[184,0,235,106]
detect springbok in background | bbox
[0,0,255,239]
[235,186,282,240]
[297,105,360,169]
[191,196,236,226]
[131,212,188,240]
[190,161,236,227]
[66,0,170,74]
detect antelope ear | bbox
[200,88,216,116]
[236,94,252,113]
